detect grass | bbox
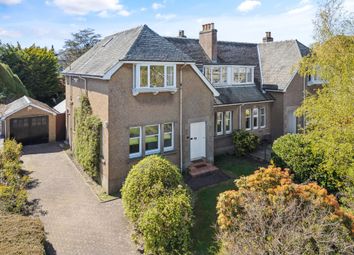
[191,154,265,255]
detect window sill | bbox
[307,81,322,86]
[127,149,177,163]
[132,87,177,96]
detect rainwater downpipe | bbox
[179,64,187,172]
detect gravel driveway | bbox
[23,143,137,255]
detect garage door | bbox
[10,116,49,145]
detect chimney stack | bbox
[199,23,217,62]
[179,30,186,38]
[263,31,273,43]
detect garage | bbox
[0,96,58,145]
[10,116,49,145]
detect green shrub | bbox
[0,211,45,255]
[121,155,193,254]
[1,139,22,163]
[121,155,184,223]
[0,184,27,214]
[272,134,323,183]
[74,95,102,179]
[138,189,193,255]
[232,129,260,157]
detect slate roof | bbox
[0,96,57,119]
[63,25,193,77]
[214,86,273,105]
[258,40,308,91]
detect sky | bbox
[0,0,354,50]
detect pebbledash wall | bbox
[66,64,215,194]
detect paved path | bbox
[23,143,137,255]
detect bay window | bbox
[253,108,259,129]
[216,112,224,135]
[136,64,176,88]
[145,125,160,155]
[260,107,266,128]
[225,111,232,134]
[245,109,251,130]
[163,123,174,152]
[129,127,142,158]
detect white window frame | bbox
[129,126,142,159]
[136,64,176,88]
[225,111,232,134]
[232,66,254,85]
[253,108,259,130]
[145,124,161,155]
[245,109,251,131]
[260,107,266,128]
[163,122,174,152]
[216,112,224,135]
[204,65,254,86]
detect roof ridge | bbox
[103,25,144,40]
[165,36,258,45]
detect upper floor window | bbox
[204,65,254,85]
[136,64,176,89]
[233,66,253,84]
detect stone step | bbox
[188,161,219,177]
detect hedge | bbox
[74,95,102,179]
[0,212,45,255]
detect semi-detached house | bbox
[63,23,310,194]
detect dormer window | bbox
[134,64,177,95]
[204,65,254,86]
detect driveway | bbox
[22,143,137,255]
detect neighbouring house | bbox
[0,96,58,145]
[54,99,66,141]
[63,23,310,194]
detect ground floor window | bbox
[145,125,160,155]
[225,111,232,134]
[129,127,142,158]
[245,109,251,130]
[253,108,259,129]
[163,122,174,152]
[260,107,266,128]
[216,112,224,135]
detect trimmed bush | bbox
[0,212,45,255]
[272,134,323,183]
[121,155,193,254]
[121,155,184,222]
[74,95,102,179]
[232,129,259,157]
[138,189,193,255]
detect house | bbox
[0,96,58,145]
[63,23,309,194]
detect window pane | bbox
[164,133,172,147]
[145,135,159,151]
[205,66,211,82]
[216,112,223,134]
[253,108,259,128]
[150,66,164,87]
[129,138,140,154]
[130,127,140,138]
[247,68,252,83]
[260,108,265,127]
[140,66,148,87]
[166,66,174,87]
[145,125,158,136]
[245,109,251,129]
[212,67,220,84]
[221,66,228,84]
[164,123,172,132]
[225,111,232,132]
[239,67,246,83]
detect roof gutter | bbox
[214,99,274,108]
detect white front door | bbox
[190,121,206,160]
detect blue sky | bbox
[0,0,353,50]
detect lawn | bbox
[191,154,265,255]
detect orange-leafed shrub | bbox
[216,166,354,255]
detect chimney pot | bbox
[263,31,274,43]
[179,30,186,38]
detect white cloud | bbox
[152,2,164,10]
[237,0,261,12]
[343,0,354,12]
[155,13,176,21]
[51,0,130,16]
[0,0,21,5]
[0,27,21,37]
[140,7,147,12]
[287,4,313,15]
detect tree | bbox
[59,28,101,68]
[216,166,354,255]
[0,63,28,103]
[0,43,62,105]
[314,0,354,42]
